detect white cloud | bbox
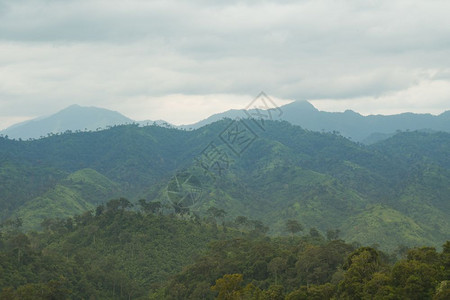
[0,116,34,132]
[106,93,292,125]
[311,78,450,115]
[0,0,450,129]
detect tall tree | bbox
[286,220,303,237]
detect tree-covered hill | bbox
[13,168,121,230]
[0,124,196,219]
[369,130,450,169]
[163,235,450,300]
[1,120,449,250]
[0,202,242,299]
[1,205,448,299]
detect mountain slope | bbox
[2,102,448,143]
[281,101,450,142]
[340,204,432,249]
[0,121,449,250]
[13,168,120,230]
[0,105,133,139]
[0,208,241,299]
[185,100,450,142]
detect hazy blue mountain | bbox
[3,101,449,142]
[184,100,450,143]
[178,109,245,130]
[280,101,450,141]
[0,104,134,139]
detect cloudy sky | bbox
[1,0,449,129]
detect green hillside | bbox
[1,208,448,299]
[12,169,120,230]
[1,121,449,250]
[340,205,431,249]
[0,204,241,299]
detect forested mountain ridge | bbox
[0,205,243,299]
[0,120,449,250]
[182,100,450,143]
[2,101,448,143]
[0,205,448,299]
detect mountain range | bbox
[1,101,449,143]
[1,120,449,251]
[181,100,450,143]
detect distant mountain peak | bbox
[179,99,449,142]
[3,101,449,142]
[59,104,113,113]
[1,104,133,139]
[56,104,85,112]
[284,100,318,111]
[66,104,82,108]
[343,109,360,115]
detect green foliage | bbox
[0,201,240,299]
[340,204,432,251]
[286,220,303,236]
[211,274,244,300]
[12,168,120,230]
[0,200,448,299]
[1,122,450,250]
[164,236,355,299]
[166,240,449,300]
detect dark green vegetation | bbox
[0,205,448,299]
[166,238,450,299]
[1,120,450,250]
[3,101,449,142]
[0,201,240,299]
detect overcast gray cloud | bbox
[0,0,449,129]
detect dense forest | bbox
[0,201,449,299]
[0,120,450,298]
[1,120,449,250]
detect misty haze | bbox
[0,1,449,299]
